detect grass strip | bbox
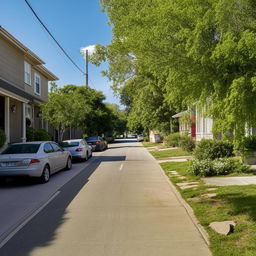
[161,161,256,256]
[150,148,191,159]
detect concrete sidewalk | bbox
[12,141,211,256]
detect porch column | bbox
[21,102,26,142]
[4,96,10,144]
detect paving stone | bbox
[206,188,217,192]
[187,197,201,202]
[202,193,217,199]
[170,171,178,175]
[179,184,199,190]
[209,221,236,235]
[176,182,200,187]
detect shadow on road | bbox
[0,155,125,256]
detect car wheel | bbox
[40,165,50,183]
[65,157,72,170]
[84,152,88,161]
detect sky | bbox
[0,0,119,104]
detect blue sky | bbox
[0,0,119,104]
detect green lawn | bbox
[150,148,191,159]
[161,161,256,256]
[142,142,162,147]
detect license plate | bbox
[1,162,17,167]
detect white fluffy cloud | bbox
[80,45,96,58]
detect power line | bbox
[24,0,85,76]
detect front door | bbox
[0,96,4,131]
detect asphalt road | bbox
[0,139,211,256]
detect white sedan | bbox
[62,139,92,161]
[0,141,72,183]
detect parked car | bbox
[62,139,92,161]
[86,136,108,151]
[0,141,72,183]
[137,134,144,142]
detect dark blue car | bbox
[85,136,108,151]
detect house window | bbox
[34,73,41,95]
[24,61,31,85]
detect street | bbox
[0,139,211,256]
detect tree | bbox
[92,0,256,146]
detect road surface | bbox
[0,139,211,256]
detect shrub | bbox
[34,129,51,141]
[27,128,51,141]
[193,139,234,160]
[239,135,256,155]
[166,133,181,147]
[0,129,6,148]
[188,159,213,176]
[179,135,195,152]
[26,127,35,141]
[188,158,249,177]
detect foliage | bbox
[188,158,249,177]
[193,139,234,160]
[179,135,196,152]
[166,133,181,147]
[93,0,256,146]
[41,85,126,141]
[0,129,6,148]
[26,127,35,142]
[26,128,51,142]
[34,129,51,141]
[239,135,256,155]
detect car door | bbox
[50,143,67,171]
[43,143,56,171]
[83,140,91,156]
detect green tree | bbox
[92,0,256,146]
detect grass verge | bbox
[142,142,162,148]
[150,148,191,159]
[161,161,256,256]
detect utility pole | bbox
[85,49,89,87]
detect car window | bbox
[50,143,63,152]
[1,144,40,154]
[44,143,54,153]
[83,140,88,145]
[62,141,79,147]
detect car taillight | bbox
[30,159,40,164]
[76,148,83,152]
[95,141,100,145]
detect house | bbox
[0,26,58,145]
[172,108,213,141]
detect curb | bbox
[158,161,211,246]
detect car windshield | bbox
[86,137,99,141]
[62,141,80,147]
[1,144,40,154]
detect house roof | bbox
[172,111,188,118]
[0,26,58,81]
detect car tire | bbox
[84,152,88,161]
[40,165,50,183]
[65,157,72,170]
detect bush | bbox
[188,158,249,177]
[0,129,6,148]
[34,129,51,141]
[179,135,195,152]
[240,135,256,155]
[193,139,234,160]
[26,127,35,141]
[27,128,51,141]
[166,133,181,147]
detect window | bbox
[44,143,54,153]
[34,73,41,95]
[50,143,63,152]
[24,61,31,85]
